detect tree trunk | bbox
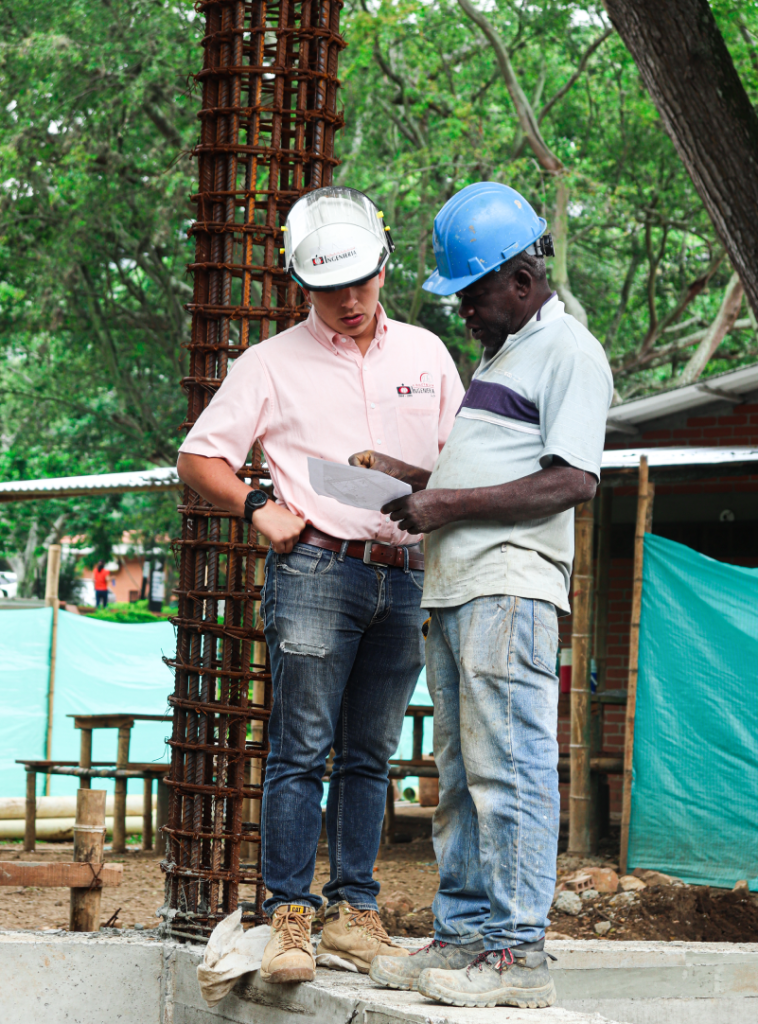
[553,179,589,327]
[603,0,758,319]
[678,271,744,384]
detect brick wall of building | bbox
[558,397,758,816]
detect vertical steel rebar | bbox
[162,0,345,938]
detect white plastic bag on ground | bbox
[197,909,271,1007]
[314,951,358,972]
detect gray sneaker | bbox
[417,943,557,1009]
[369,938,485,991]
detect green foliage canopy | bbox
[1,0,758,583]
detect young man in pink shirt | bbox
[177,187,464,982]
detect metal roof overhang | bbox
[0,466,181,503]
[2,448,756,501]
[606,362,758,436]
[600,445,758,485]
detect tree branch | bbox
[456,0,563,173]
[538,26,614,124]
[678,271,744,384]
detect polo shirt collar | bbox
[305,302,390,352]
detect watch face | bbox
[248,489,268,509]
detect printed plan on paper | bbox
[307,458,412,511]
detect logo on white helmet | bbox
[310,247,358,268]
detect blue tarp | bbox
[0,610,174,798]
[0,608,52,799]
[628,534,758,890]
[1,608,426,803]
[50,613,175,797]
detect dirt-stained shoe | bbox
[370,937,486,991]
[316,901,408,974]
[417,944,557,1008]
[260,904,316,984]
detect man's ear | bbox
[513,268,533,298]
[301,286,312,305]
[377,266,386,289]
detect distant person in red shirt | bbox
[93,561,110,608]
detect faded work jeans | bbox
[261,542,425,917]
[426,596,560,948]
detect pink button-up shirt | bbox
[180,304,465,545]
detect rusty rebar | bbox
[162,0,344,938]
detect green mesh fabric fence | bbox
[628,534,758,890]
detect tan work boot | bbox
[260,904,316,983]
[316,901,409,973]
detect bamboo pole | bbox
[619,457,655,874]
[79,729,93,791]
[591,488,613,844]
[43,544,62,797]
[593,488,613,699]
[569,500,595,854]
[69,788,107,932]
[24,771,36,852]
[112,725,131,853]
[142,778,153,852]
[155,778,169,859]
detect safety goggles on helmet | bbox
[282,187,395,292]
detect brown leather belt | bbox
[299,526,424,571]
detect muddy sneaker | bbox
[316,901,408,974]
[369,937,485,991]
[417,943,556,1009]
[260,904,316,984]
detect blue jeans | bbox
[261,542,425,916]
[426,596,560,948]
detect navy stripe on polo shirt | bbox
[459,378,540,425]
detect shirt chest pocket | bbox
[395,406,439,465]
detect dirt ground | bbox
[1,806,756,942]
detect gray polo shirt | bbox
[422,294,613,613]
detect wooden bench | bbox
[18,711,172,855]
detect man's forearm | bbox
[397,462,433,491]
[176,453,250,517]
[383,463,597,535]
[347,450,432,491]
[435,465,596,524]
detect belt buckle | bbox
[363,540,388,567]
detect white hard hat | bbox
[283,187,394,291]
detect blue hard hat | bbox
[423,182,547,296]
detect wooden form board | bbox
[0,862,122,888]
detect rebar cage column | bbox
[162,0,344,939]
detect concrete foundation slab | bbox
[1,931,756,1024]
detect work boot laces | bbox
[467,948,514,976]
[347,908,392,943]
[411,939,448,956]
[275,909,311,952]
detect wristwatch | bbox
[243,489,270,523]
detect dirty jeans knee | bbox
[260,543,424,917]
[428,596,560,947]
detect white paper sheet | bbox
[308,457,411,511]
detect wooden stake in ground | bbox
[591,488,613,844]
[569,500,595,854]
[44,544,61,798]
[620,456,655,875]
[70,788,107,932]
[24,770,36,853]
[112,724,131,854]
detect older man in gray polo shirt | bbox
[355,183,612,1009]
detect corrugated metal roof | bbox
[601,446,758,470]
[0,466,181,502]
[606,363,758,435]
[2,447,756,503]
